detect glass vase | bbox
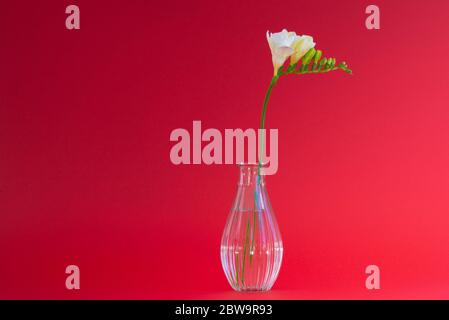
[220,163,283,291]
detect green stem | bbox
[249,191,257,266]
[239,62,351,287]
[243,62,350,284]
[241,218,251,286]
[247,76,278,269]
[235,254,239,286]
[281,65,352,76]
[240,75,279,286]
[259,76,278,169]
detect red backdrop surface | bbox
[1,0,449,299]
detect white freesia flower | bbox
[266,29,316,74]
[266,29,298,75]
[290,35,316,65]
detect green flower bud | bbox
[319,58,327,69]
[314,50,322,64]
[301,48,316,66]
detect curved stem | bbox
[259,76,278,168]
[246,76,279,272]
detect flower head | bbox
[267,29,316,75]
[266,29,298,75]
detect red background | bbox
[1,0,449,299]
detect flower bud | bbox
[301,48,316,66]
[314,50,322,64]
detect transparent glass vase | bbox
[220,163,283,291]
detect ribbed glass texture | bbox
[221,163,283,291]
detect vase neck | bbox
[238,164,265,186]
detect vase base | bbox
[232,287,272,292]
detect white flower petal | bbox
[266,29,299,75]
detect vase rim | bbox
[236,162,268,167]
